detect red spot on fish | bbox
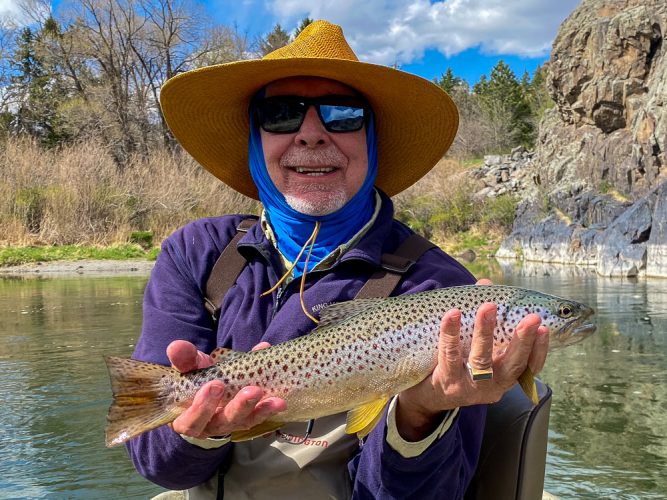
[238,374,244,380]
[306,372,312,379]
[336,358,342,364]
[257,368,263,375]
[358,365,365,370]
[347,367,353,372]
[283,365,288,372]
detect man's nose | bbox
[294,106,330,147]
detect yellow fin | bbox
[230,420,285,442]
[345,397,389,437]
[518,367,539,405]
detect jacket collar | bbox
[237,189,395,270]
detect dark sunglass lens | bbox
[258,98,305,133]
[319,104,365,132]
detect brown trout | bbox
[105,284,595,447]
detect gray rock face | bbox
[498,0,667,277]
[647,183,667,276]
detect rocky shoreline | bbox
[0,259,155,276]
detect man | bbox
[128,21,549,499]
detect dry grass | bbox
[0,138,258,246]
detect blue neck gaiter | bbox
[248,105,377,276]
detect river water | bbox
[0,263,665,499]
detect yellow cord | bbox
[260,221,321,297]
[260,222,322,324]
[300,223,320,324]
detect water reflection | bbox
[0,276,163,498]
[493,260,667,499]
[1,266,666,499]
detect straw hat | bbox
[160,20,459,199]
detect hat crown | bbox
[264,20,359,62]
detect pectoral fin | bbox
[345,397,389,438]
[518,367,539,405]
[230,420,285,442]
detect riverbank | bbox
[0,259,155,276]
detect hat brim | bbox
[160,58,459,199]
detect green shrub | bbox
[130,230,154,249]
[480,194,518,231]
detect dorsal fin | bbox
[317,298,385,328]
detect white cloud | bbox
[0,0,21,19]
[267,0,581,65]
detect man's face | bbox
[260,77,368,216]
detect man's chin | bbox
[284,192,349,216]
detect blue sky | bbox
[1,0,581,85]
[205,0,581,84]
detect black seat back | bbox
[465,380,552,500]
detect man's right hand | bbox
[167,340,287,440]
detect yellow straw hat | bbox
[160,20,459,199]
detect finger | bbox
[468,303,497,372]
[496,314,541,378]
[204,396,287,437]
[438,309,463,373]
[172,381,225,437]
[527,326,550,375]
[217,386,265,430]
[252,342,272,351]
[475,278,493,286]
[167,340,200,373]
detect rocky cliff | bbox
[497,0,667,277]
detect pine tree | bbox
[434,68,463,94]
[294,17,313,39]
[473,60,534,150]
[259,24,291,56]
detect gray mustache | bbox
[280,146,347,167]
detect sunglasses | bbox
[252,94,369,134]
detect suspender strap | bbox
[354,233,436,299]
[204,223,435,322]
[204,218,256,322]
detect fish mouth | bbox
[554,318,596,347]
[573,322,596,336]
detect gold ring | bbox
[466,361,493,381]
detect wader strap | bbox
[354,233,436,299]
[204,218,257,323]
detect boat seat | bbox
[465,379,552,500]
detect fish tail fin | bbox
[518,367,539,405]
[105,356,183,447]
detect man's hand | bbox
[167,340,287,440]
[395,280,550,442]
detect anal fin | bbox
[345,397,389,438]
[230,420,285,442]
[518,367,539,405]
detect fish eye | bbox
[558,303,573,318]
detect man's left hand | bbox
[394,282,549,442]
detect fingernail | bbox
[484,311,496,323]
[247,397,260,406]
[210,385,224,398]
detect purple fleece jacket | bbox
[128,192,486,498]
